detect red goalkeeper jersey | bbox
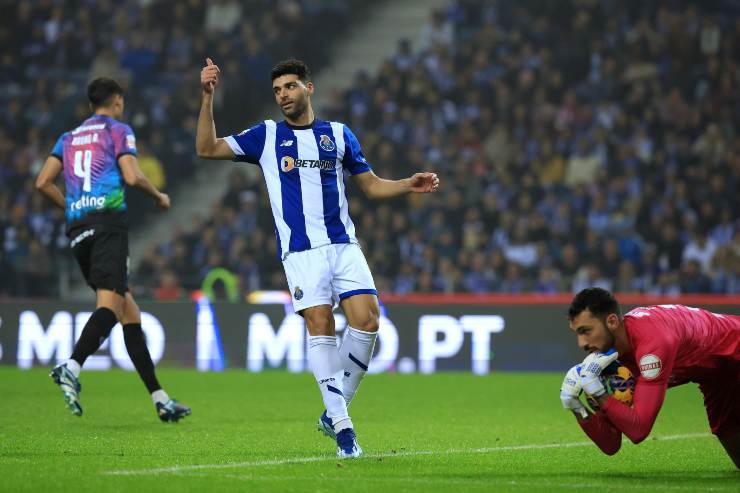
[580,305,740,453]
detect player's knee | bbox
[101,301,124,321]
[96,289,125,320]
[353,311,379,333]
[303,308,335,335]
[123,306,141,325]
[122,295,141,324]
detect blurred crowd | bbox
[2,0,738,300]
[328,0,739,296]
[0,0,359,298]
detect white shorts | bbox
[282,243,377,312]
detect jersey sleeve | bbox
[50,134,65,161]
[624,310,678,387]
[224,122,266,164]
[602,382,667,444]
[599,310,678,443]
[576,412,622,455]
[341,125,372,175]
[112,124,138,159]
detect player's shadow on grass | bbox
[607,471,739,479]
[475,470,739,481]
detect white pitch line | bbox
[103,432,713,476]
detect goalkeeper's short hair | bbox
[568,288,621,321]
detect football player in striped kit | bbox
[197,58,439,458]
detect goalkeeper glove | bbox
[579,349,619,398]
[560,364,588,419]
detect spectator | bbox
[680,260,712,294]
[683,229,718,275]
[2,0,366,298]
[419,9,454,51]
[204,0,242,35]
[7,0,738,299]
[154,269,184,301]
[565,139,601,187]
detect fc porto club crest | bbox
[294,286,304,300]
[319,134,336,152]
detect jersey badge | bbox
[639,354,662,379]
[319,134,336,152]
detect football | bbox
[584,361,636,411]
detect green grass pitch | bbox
[1,368,737,492]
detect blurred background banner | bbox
[3,295,738,372]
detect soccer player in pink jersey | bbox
[560,288,740,467]
[36,78,190,422]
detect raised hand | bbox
[408,172,440,193]
[201,58,220,94]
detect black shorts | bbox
[69,225,129,295]
[700,360,740,438]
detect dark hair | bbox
[567,287,621,321]
[270,58,311,82]
[87,77,123,109]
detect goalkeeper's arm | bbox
[597,380,667,444]
[575,411,622,455]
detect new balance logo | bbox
[280,139,294,147]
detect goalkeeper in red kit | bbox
[559,288,740,468]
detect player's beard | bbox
[601,325,617,353]
[281,95,308,121]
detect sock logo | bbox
[318,377,335,385]
[344,371,351,377]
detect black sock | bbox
[70,307,117,365]
[123,323,162,394]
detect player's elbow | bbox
[361,183,381,200]
[34,175,49,191]
[122,175,137,187]
[600,441,621,456]
[627,430,650,445]
[196,141,217,159]
[195,144,209,158]
[122,171,140,187]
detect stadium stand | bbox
[2,0,738,299]
[0,0,364,298]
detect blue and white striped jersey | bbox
[224,119,372,259]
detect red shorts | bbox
[700,361,740,438]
